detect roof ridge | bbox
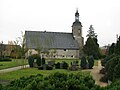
[25,30,72,34]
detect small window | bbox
[64,49,66,51]
[71,55,73,57]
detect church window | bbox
[71,55,73,58]
[64,49,66,51]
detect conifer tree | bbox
[108,43,116,55]
[115,36,120,55]
[83,25,101,59]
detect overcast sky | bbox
[0,0,120,46]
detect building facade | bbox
[25,10,84,59]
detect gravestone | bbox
[60,63,63,69]
[43,64,47,70]
[33,62,37,67]
[71,64,77,71]
[71,61,79,70]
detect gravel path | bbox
[83,60,108,87]
[0,65,29,73]
[91,60,108,87]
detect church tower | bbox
[72,9,84,49]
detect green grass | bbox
[0,68,90,81]
[0,59,28,70]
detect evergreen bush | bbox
[101,54,115,66]
[105,56,120,81]
[2,72,120,90]
[80,55,87,69]
[36,56,41,66]
[41,58,45,65]
[28,56,34,67]
[38,66,43,70]
[62,61,68,69]
[46,65,53,70]
[55,62,60,69]
[0,57,12,62]
[113,61,120,80]
[88,55,94,69]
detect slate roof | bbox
[25,31,79,50]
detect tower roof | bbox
[72,21,82,27]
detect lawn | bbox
[0,68,90,81]
[0,59,28,70]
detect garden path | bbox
[0,65,29,73]
[91,60,108,87]
[83,60,108,87]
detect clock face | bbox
[75,17,79,20]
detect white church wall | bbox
[25,49,80,59]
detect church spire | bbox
[75,8,79,21]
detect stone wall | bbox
[25,49,80,59]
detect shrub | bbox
[36,56,41,66]
[38,66,43,70]
[105,55,120,81]
[101,54,115,66]
[3,72,120,89]
[113,61,120,80]
[55,62,60,69]
[88,56,94,69]
[62,61,68,69]
[38,65,53,70]
[0,84,3,90]
[0,64,3,66]
[2,72,105,90]
[41,58,45,65]
[80,55,87,69]
[0,57,12,62]
[105,79,120,90]
[46,65,53,70]
[28,56,34,67]
[28,55,41,67]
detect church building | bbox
[25,9,84,58]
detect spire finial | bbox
[76,8,78,12]
[116,34,119,41]
[75,8,79,21]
